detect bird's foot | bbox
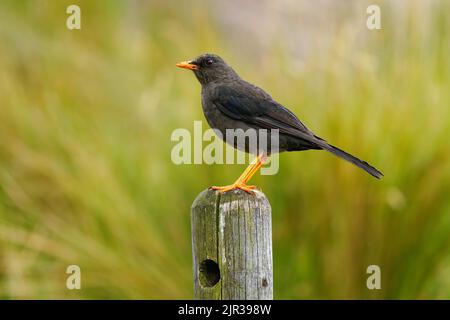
[210,183,257,194]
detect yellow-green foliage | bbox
[0,0,449,299]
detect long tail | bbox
[312,137,383,179]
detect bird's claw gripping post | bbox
[210,154,267,194]
[210,184,257,194]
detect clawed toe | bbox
[210,184,257,194]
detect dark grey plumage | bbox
[184,53,383,179]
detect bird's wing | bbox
[212,85,383,179]
[211,84,318,142]
[211,84,383,178]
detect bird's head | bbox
[176,53,239,85]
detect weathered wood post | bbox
[191,188,273,299]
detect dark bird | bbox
[176,53,383,193]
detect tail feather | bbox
[314,139,383,179]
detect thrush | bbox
[177,53,383,193]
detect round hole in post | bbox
[199,259,220,287]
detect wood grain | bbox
[191,188,273,300]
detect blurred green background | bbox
[0,0,449,299]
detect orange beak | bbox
[176,60,198,70]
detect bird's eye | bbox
[205,59,214,66]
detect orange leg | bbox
[210,154,267,194]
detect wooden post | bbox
[191,188,273,300]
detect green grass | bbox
[0,0,449,299]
